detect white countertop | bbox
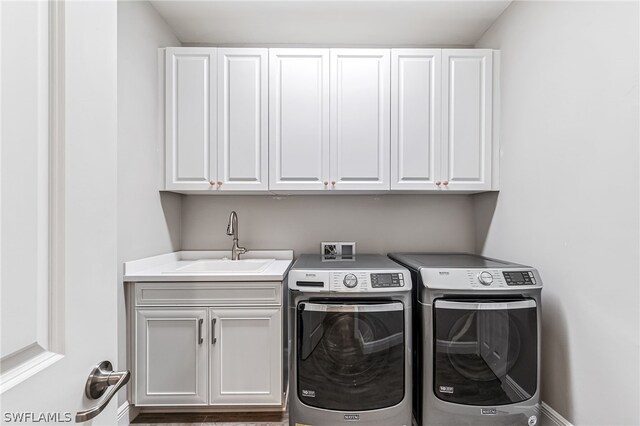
[123,250,294,282]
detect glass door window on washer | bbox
[296,301,405,411]
[433,298,538,406]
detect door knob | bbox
[75,361,130,423]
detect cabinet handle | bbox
[209,180,215,186]
[198,319,203,344]
[217,181,223,186]
[331,181,336,186]
[323,181,328,186]
[435,181,442,186]
[443,180,449,186]
[211,318,217,344]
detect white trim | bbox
[0,351,63,394]
[48,0,66,355]
[117,402,140,426]
[541,401,573,426]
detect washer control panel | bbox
[371,273,405,288]
[289,269,411,292]
[503,271,537,286]
[419,267,542,290]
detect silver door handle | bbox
[211,318,217,344]
[75,361,130,423]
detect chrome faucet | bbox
[226,211,247,260]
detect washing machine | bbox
[288,254,413,426]
[388,253,541,426]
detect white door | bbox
[1,1,121,424]
[209,307,282,405]
[441,49,493,191]
[269,49,331,191]
[135,309,208,405]
[330,49,390,191]
[165,47,217,191]
[391,49,442,190]
[217,48,268,191]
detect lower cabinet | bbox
[135,308,209,405]
[131,283,283,408]
[209,307,282,405]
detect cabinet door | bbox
[135,308,208,405]
[330,49,390,191]
[391,49,441,190]
[210,307,282,405]
[165,48,217,191]
[217,48,268,191]
[441,49,492,191]
[269,49,330,191]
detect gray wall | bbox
[181,195,476,254]
[117,1,182,406]
[474,2,639,424]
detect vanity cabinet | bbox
[129,281,283,408]
[165,47,268,192]
[135,308,209,405]
[209,307,282,405]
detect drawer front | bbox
[135,282,282,306]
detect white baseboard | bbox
[541,401,573,426]
[117,402,140,426]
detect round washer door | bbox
[433,299,538,406]
[296,301,405,411]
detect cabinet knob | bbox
[323,181,328,186]
[331,181,336,186]
[209,180,215,186]
[443,180,449,186]
[435,181,442,186]
[217,181,223,186]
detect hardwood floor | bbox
[132,411,288,426]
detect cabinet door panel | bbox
[135,308,208,405]
[269,49,330,191]
[330,49,390,190]
[165,48,216,190]
[391,49,441,190]
[442,49,492,190]
[210,307,282,405]
[217,48,268,191]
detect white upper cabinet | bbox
[330,49,391,191]
[165,48,217,191]
[217,48,268,191]
[164,47,497,194]
[269,49,330,191]
[391,49,442,190]
[441,49,493,191]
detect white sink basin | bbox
[168,258,275,274]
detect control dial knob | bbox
[478,271,494,286]
[343,273,358,288]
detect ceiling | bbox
[149,0,512,47]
